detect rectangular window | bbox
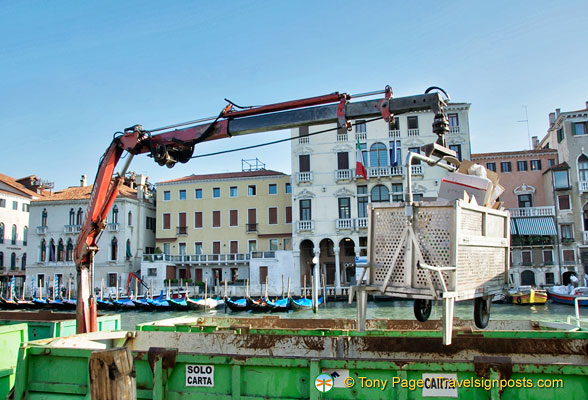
[391,117,400,130]
[248,240,257,252]
[247,209,257,232]
[300,199,311,221]
[179,189,186,200]
[108,273,117,288]
[338,197,351,219]
[391,183,403,201]
[486,162,496,172]
[230,240,238,254]
[563,249,575,263]
[163,243,170,254]
[195,189,203,199]
[12,201,17,210]
[518,194,533,208]
[557,128,564,143]
[212,241,221,255]
[357,185,368,218]
[554,170,570,189]
[248,185,256,196]
[178,242,186,255]
[389,140,401,166]
[212,211,221,227]
[545,272,555,285]
[561,224,573,240]
[0,199,5,207]
[283,238,292,250]
[285,182,291,193]
[259,266,268,284]
[269,239,278,251]
[558,195,571,210]
[163,213,171,229]
[178,212,187,234]
[449,144,462,161]
[230,186,238,197]
[448,113,458,127]
[299,154,310,172]
[521,250,532,265]
[355,120,366,133]
[230,210,238,226]
[269,207,278,224]
[194,242,203,255]
[543,250,553,264]
[574,122,586,136]
[148,268,157,277]
[194,212,203,228]
[269,184,277,195]
[530,160,542,171]
[408,147,420,165]
[163,191,171,201]
[213,187,220,198]
[337,152,349,170]
[517,160,528,171]
[548,158,555,167]
[285,206,292,223]
[407,116,419,130]
[501,161,512,172]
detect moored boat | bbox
[510,288,548,305]
[291,296,323,310]
[548,286,588,306]
[225,297,249,312]
[268,297,291,312]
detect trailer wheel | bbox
[414,299,432,322]
[474,296,491,329]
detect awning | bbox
[512,217,557,236]
[510,219,518,235]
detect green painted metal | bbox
[0,323,27,400]
[11,318,588,400]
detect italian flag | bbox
[356,138,367,179]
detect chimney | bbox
[80,174,87,187]
[549,112,556,126]
[555,108,561,117]
[531,136,539,149]
[136,174,146,200]
[585,101,588,110]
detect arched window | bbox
[128,211,132,226]
[66,239,73,262]
[112,205,119,224]
[11,252,16,269]
[126,239,132,260]
[41,209,47,227]
[11,225,17,245]
[57,239,64,262]
[23,226,28,246]
[369,142,388,167]
[0,252,3,267]
[521,270,536,286]
[40,239,46,262]
[69,208,75,225]
[0,223,4,244]
[49,239,56,262]
[371,185,390,202]
[21,253,26,269]
[76,208,83,225]
[111,237,118,261]
[579,154,588,182]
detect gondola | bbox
[48,298,76,311]
[0,297,34,310]
[291,296,323,311]
[186,297,224,310]
[96,297,116,311]
[267,297,291,313]
[224,297,249,312]
[112,298,135,311]
[246,297,274,312]
[167,296,189,311]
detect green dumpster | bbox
[0,324,27,400]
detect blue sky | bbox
[1,1,587,189]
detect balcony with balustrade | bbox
[295,172,313,184]
[355,132,367,141]
[336,218,353,231]
[388,130,400,138]
[298,136,309,144]
[144,253,251,265]
[448,126,460,134]
[407,129,419,136]
[337,133,348,142]
[296,220,314,232]
[508,206,555,217]
[107,222,120,232]
[36,226,47,235]
[579,181,588,192]
[410,165,423,175]
[64,225,81,234]
[356,217,368,230]
[335,169,353,182]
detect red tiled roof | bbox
[0,173,41,198]
[31,184,138,202]
[471,148,558,158]
[158,170,287,184]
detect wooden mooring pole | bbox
[89,347,136,400]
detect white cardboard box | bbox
[438,173,493,205]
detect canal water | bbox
[110,299,578,330]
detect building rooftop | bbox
[158,170,288,184]
[0,173,43,198]
[31,184,139,202]
[471,148,558,159]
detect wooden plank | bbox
[89,347,136,400]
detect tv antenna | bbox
[517,105,532,150]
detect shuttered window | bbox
[269,207,277,224]
[230,210,238,226]
[212,211,221,227]
[163,213,170,229]
[194,212,203,228]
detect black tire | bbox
[414,299,432,322]
[516,296,522,304]
[474,296,491,329]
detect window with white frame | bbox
[558,195,571,210]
